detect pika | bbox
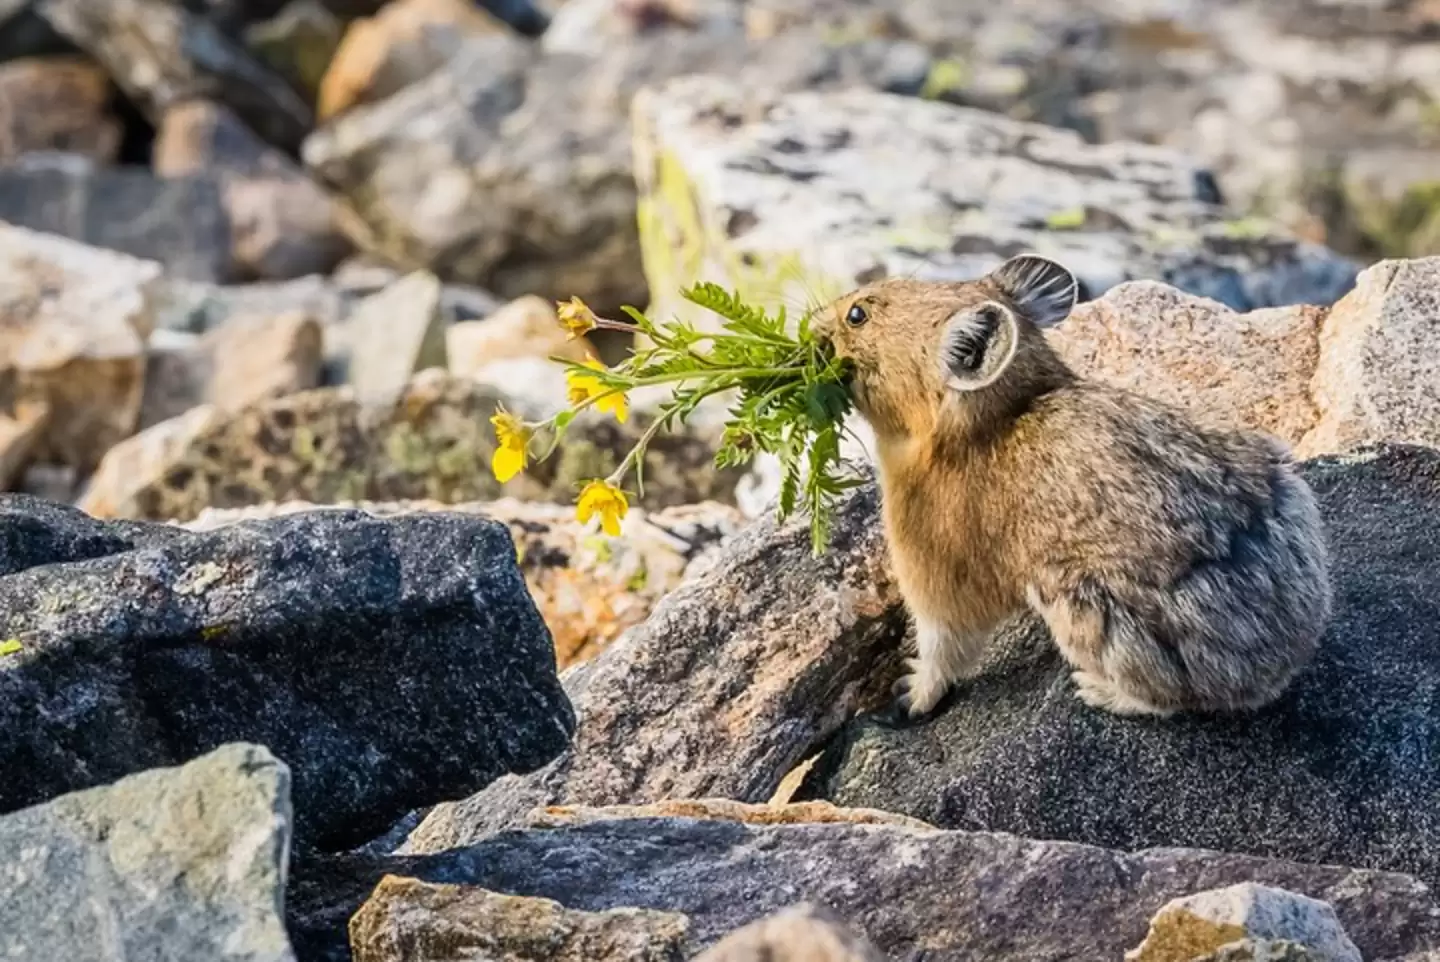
[817,254,1332,720]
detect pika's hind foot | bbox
[1071,671,1176,718]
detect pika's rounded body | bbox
[822,256,1332,719]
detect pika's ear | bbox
[988,254,1077,327]
[940,302,1018,392]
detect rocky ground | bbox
[1,0,1439,960]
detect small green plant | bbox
[493,287,860,555]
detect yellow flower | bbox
[490,411,531,483]
[556,296,599,339]
[576,480,629,537]
[566,358,629,423]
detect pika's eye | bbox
[845,304,869,327]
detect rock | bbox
[1301,257,1440,457]
[139,310,323,428]
[0,159,234,282]
[37,0,314,151]
[289,816,1440,962]
[0,55,121,163]
[0,495,575,849]
[524,798,934,832]
[152,273,348,334]
[1049,281,1326,447]
[316,0,503,121]
[0,743,295,962]
[0,225,160,473]
[341,269,448,399]
[154,100,351,281]
[400,474,904,853]
[303,28,949,316]
[350,876,690,962]
[245,0,345,104]
[693,904,886,962]
[632,74,1358,333]
[0,401,47,489]
[813,443,1440,887]
[1127,884,1361,962]
[181,496,745,670]
[540,0,744,56]
[446,294,592,372]
[78,370,742,522]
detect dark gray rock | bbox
[399,474,906,854]
[812,443,1440,886]
[0,742,295,962]
[37,0,314,150]
[0,162,234,282]
[289,816,1440,962]
[0,496,575,850]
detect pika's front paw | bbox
[887,658,951,724]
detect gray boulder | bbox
[0,495,575,850]
[289,814,1440,962]
[0,742,295,962]
[812,443,1440,886]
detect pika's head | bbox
[816,254,1079,438]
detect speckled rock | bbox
[1127,884,1361,962]
[811,444,1440,887]
[0,225,160,473]
[350,876,689,962]
[1301,257,1440,457]
[0,743,295,962]
[139,310,323,428]
[1050,281,1325,446]
[632,74,1357,333]
[693,904,886,962]
[37,0,313,150]
[0,55,121,163]
[79,370,743,523]
[400,474,904,854]
[0,496,574,849]
[524,798,934,832]
[181,497,746,670]
[287,816,1440,962]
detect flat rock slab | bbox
[0,742,295,962]
[290,816,1440,962]
[0,495,575,850]
[633,75,1358,329]
[812,443,1440,887]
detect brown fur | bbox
[817,257,1332,719]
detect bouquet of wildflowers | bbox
[490,284,860,555]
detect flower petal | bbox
[492,444,525,483]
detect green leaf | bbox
[0,639,21,657]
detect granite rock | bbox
[812,444,1440,887]
[0,55,121,163]
[0,496,575,849]
[0,742,295,962]
[401,474,904,853]
[693,904,886,962]
[1127,883,1361,962]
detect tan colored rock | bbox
[0,400,48,490]
[349,876,689,962]
[140,311,323,428]
[343,270,447,400]
[0,55,121,163]
[527,798,934,832]
[80,370,742,523]
[1127,883,1361,962]
[316,0,502,121]
[0,225,160,472]
[693,904,886,962]
[446,295,592,373]
[1300,257,1440,458]
[183,497,744,669]
[1051,281,1324,445]
[154,101,352,281]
